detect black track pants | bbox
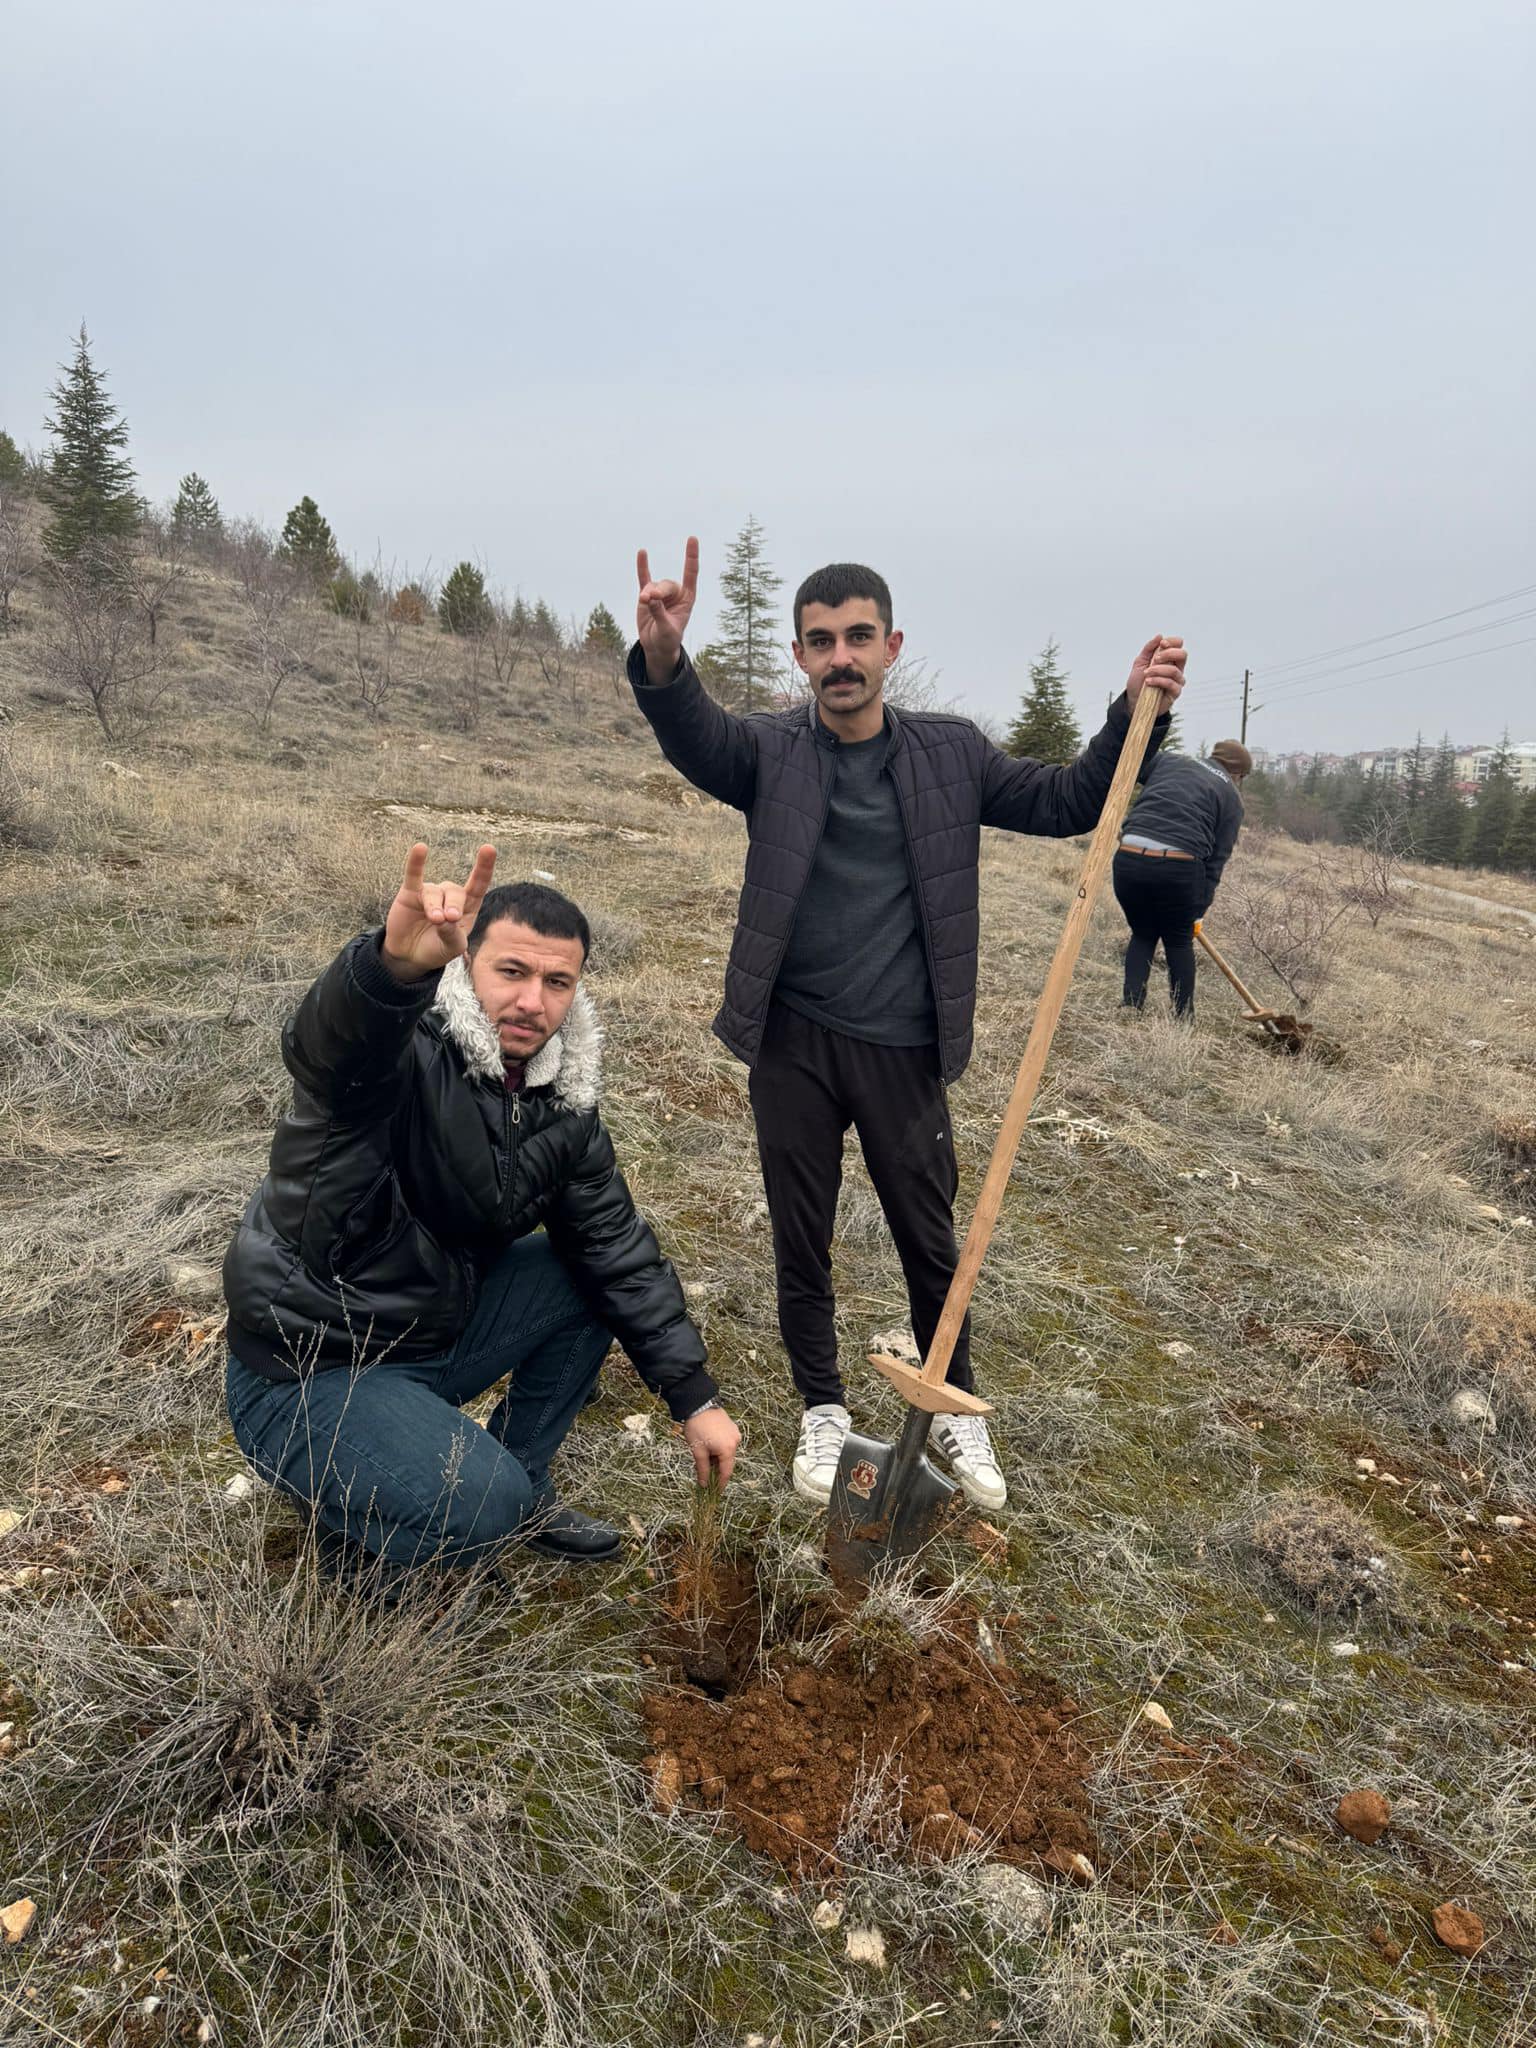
[1112,852,1207,1017]
[747,1003,972,1409]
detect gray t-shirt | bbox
[774,725,936,1046]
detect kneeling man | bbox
[224,840,739,1583]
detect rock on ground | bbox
[1431,1902,1486,1957]
[1445,1388,1497,1432]
[1,1898,37,1944]
[973,1862,1051,1936]
[1336,1789,1392,1844]
[844,1925,887,1969]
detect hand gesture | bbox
[1126,635,1187,707]
[683,1404,741,1488]
[381,841,497,982]
[636,536,700,684]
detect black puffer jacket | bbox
[223,932,714,1419]
[630,645,1167,1083]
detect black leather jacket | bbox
[223,931,714,1419]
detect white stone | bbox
[620,1413,653,1439]
[973,1861,1051,1936]
[844,1925,887,1969]
[1494,1515,1527,1531]
[165,1260,222,1302]
[811,1898,844,1931]
[1446,1388,1497,1432]
[1141,1702,1173,1732]
[1330,1640,1361,1659]
[1354,1457,1377,1474]
[0,1509,22,1541]
[222,1472,255,1503]
[1158,1341,1194,1359]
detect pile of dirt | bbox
[643,1557,1099,1878]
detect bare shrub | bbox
[1339,806,1409,927]
[227,520,322,731]
[0,483,32,628]
[40,559,170,740]
[125,520,187,648]
[1246,1491,1400,1617]
[347,557,438,721]
[0,734,56,850]
[1224,848,1357,1007]
[444,624,490,731]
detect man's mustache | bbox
[821,668,864,688]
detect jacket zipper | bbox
[758,737,838,1011]
[887,755,949,1078]
[498,1087,521,1225]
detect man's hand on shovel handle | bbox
[684,1405,741,1488]
[1126,635,1187,706]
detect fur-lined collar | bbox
[432,957,603,1111]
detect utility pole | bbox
[1240,670,1251,745]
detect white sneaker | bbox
[931,1412,1008,1510]
[792,1403,852,1505]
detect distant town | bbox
[1250,739,1536,800]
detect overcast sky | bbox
[5,0,1532,753]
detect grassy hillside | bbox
[1,550,1533,2047]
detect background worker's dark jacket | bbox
[223,933,714,1420]
[1122,752,1245,909]
[630,645,1167,1083]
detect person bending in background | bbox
[1113,738,1250,1018]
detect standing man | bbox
[1113,738,1250,1017]
[629,539,1185,1509]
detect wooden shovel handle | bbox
[919,684,1167,1389]
[1192,922,1266,1013]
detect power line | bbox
[1240,630,1536,712]
[1200,602,1536,711]
[1237,579,1536,683]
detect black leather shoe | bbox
[522,1503,622,1562]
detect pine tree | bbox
[277,496,340,583]
[387,582,430,626]
[0,431,26,489]
[438,560,493,636]
[1004,639,1082,764]
[1503,789,1536,876]
[41,324,140,571]
[530,598,562,647]
[509,594,532,638]
[717,515,783,709]
[328,569,370,621]
[1419,736,1469,867]
[1158,706,1184,753]
[1469,735,1519,871]
[171,472,222,544]
[585,602,625,656]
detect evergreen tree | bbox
[584,602,625,656]
[531,598,562,646]
[277,496,340,583]
[1004,638,1082,764]
[328,568,370,621]
[1419,736,1469,867]
[387,582,430,626]
[1503,788,1536,876]
[41,324,140,571]
[717,514,783,709]
[1469,735,1519,871]
[0,431,26,489]
[438,560,493,636]
[1158,706,1184,753]
[171,472,222,544]
[508,594,532,637]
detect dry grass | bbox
[1,556,1534,2044]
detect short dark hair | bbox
[793,563,894,639]
[468,881,590,961]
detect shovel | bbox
[1192,921,1315,1054]
[827,679,1171,1584]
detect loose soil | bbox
[643,1551,1099,1879]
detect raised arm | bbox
[629,535,759,809]
[283,841,497,1119]
[980,636,1186,834]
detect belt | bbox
[1118,843,1195,861]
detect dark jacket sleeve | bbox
[1202,785,1244,904]
[544,1114,717,1422]
[977,693,1167,835]
[628,642,759,810]
[281,931,442,1126]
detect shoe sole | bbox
[522,1536,622,1563]
[791,1466,836,1507]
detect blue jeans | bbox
[226,1234,611,1570]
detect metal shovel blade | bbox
[825,1410,958,1584]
